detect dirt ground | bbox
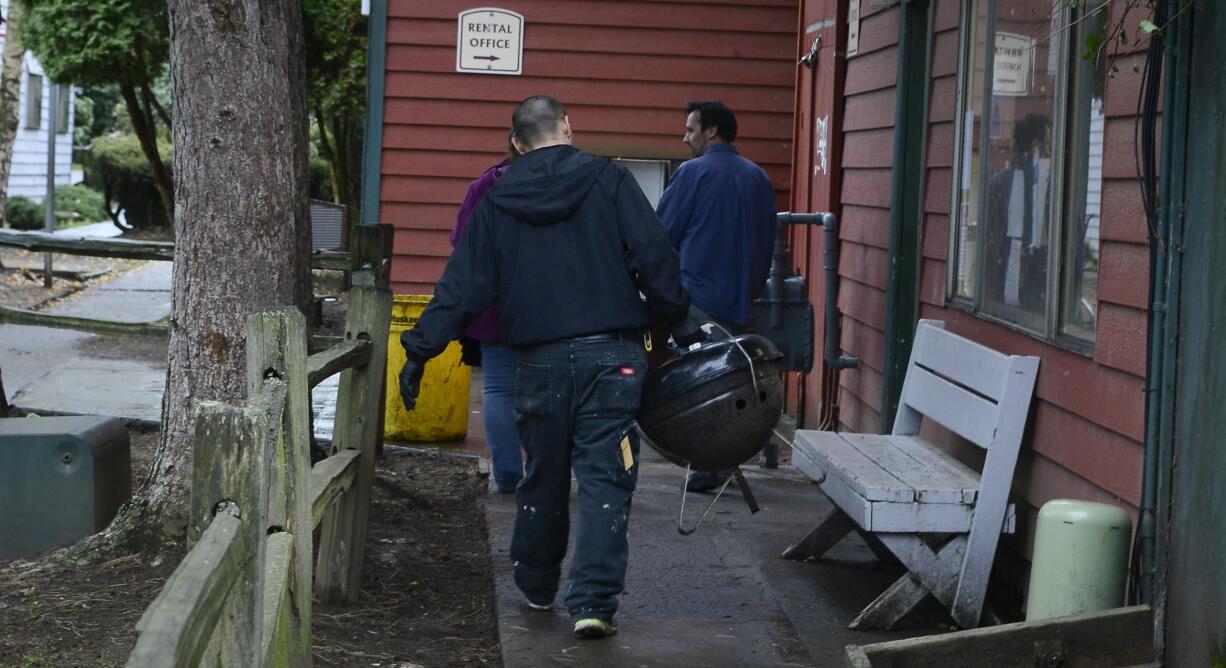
[0,429,501,667]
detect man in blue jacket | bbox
[657,100,777,490]
[398,96,704,639]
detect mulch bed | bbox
[0,429,502,667]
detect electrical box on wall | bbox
[0,416,130,560]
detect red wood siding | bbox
[382,0,798,295]
[823,0,1149,558]
[834,1,899,435]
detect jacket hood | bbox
[485,145,609,224]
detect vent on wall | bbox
[310,199,349,251]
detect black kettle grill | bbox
[638,333,784,534]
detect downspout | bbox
[359,0,388,225]
[821,212,859,371]
[1141,0,1190,613]
[880,0,930,430]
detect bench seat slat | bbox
[793,430,916,502]
[838,434,980,505]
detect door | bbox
[789,0,846,429]
[1166,2,1226,664]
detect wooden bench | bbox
[785,319,1039,630]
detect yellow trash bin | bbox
[384,295,471,442]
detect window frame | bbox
[945,0,1098,356]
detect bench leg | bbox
[848,573,929,631]
[780,509,855,561]
[855,528,899,565]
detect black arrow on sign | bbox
[473,55,500,62]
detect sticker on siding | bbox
[456,8,524,76]
[847,0,861,57]
[814,115,829,177]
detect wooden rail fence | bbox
[125,225,393,667]
[0,228,350,337]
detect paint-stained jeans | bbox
[509,336,645,623]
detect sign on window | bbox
[993,32,1034,96]
[456,8,524,76]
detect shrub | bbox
[54,184,108,223]
[5,196,45,230]
[310,156,334,202]
[86,133,172,231]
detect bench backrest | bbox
[892,320,1039,453]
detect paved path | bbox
[486,448,941,667]
[2,250,339,440]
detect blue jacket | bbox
[657,144,776,326]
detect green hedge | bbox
[86,133,172,231]
[5,196,44,230]
[54,184,108,223]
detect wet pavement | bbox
[484,445,942,667]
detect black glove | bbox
[399,355,426,411]
[670,306,712,350]
[459,336,483,367]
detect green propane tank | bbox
[1025,499,1131,621]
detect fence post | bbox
[246,308,313,665]
[315,224,394,604]
[186,386,283,665]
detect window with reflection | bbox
[949,0,1106,348]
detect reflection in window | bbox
[1061,5,1107,340]
[982,2,1059,332]
[949,0,1106,348]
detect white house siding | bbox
[0,0,75,204]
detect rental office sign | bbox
[456,8,525,75]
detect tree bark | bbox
[0,0,27,226]
[132,0,313,546]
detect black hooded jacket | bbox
[401,144,691,360]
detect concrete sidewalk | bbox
[485,447,942,667]
[1,258,340,440]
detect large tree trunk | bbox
[122,0,313,547]
[0,0,27,226]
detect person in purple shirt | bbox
[452,140,522,493]
[657,100,777,491]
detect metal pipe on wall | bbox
[820,212,858,371]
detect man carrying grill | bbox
[398,95,705,639]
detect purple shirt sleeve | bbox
[451,160,509,342]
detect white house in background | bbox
[0,0,75,203]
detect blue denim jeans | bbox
[480,342,523,488]
[509,337,646,623]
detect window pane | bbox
[979,0,1062,331]
[57,86,71,135]
[25,74,42,131]
[1061,3,1107,341]
[953,0,989,300]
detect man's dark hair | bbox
[686,100,737,143]
[512,96,567,149]
[1012,113,1050,156]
